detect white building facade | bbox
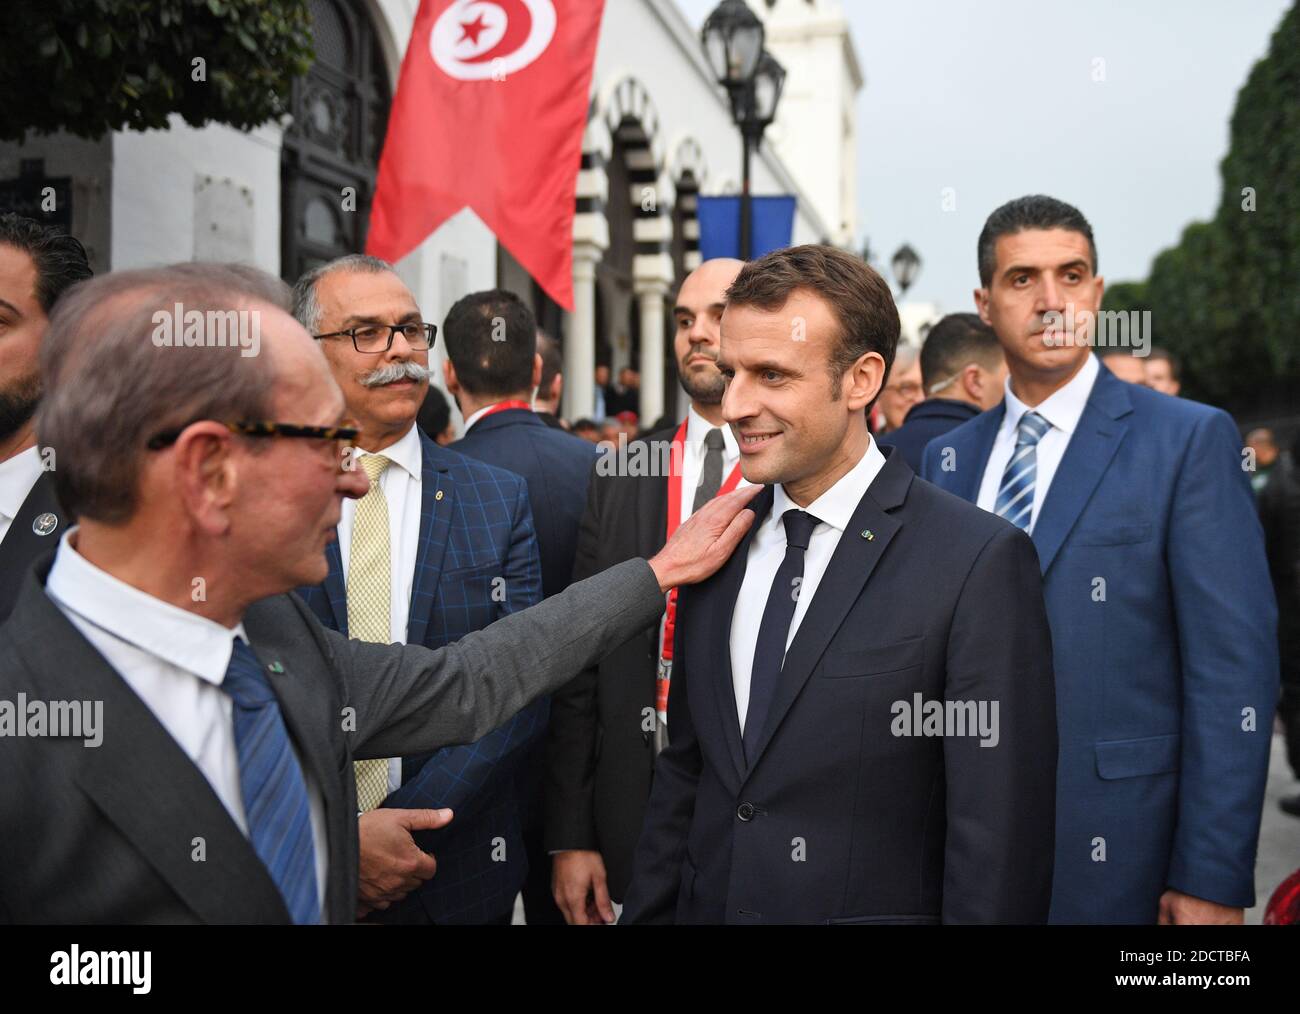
[0,0,862,427]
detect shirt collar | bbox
[1001,352,1099,438]
[355,422,422,481]
[0,446,44,522]
[771,436,887,536]
[686,404,739,461]
[45,528,248,685]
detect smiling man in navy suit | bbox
[622,245,1058,925]
[922,195,1278,924]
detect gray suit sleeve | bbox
[336,558,665,760]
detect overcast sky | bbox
[676,0,1291,312]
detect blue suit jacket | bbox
[297,427,544,923]
[922,367,1278,923]
[451,408,598,599]
[878,398,981,474]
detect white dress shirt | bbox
[729,437,887,733]
[0,446,44,546]
[679,405,745,522]
[45,530,329,912]
[976,353,1100,533]
[335,422,423,792]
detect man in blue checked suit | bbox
[923,195,1278,924]
[292,255,544,925]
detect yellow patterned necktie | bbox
[350,453,392,812]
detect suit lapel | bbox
[8,572,290,924]
[708,485,772,784]
[0,468,64,576]
[745,451,912,772]
[405,432,454,648]
[1031,370,1133,576]
[950,404,1003,502]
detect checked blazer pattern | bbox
[297,427,544,923]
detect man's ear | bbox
[974,287,992,325]
[443,358,460,396]
[846,351,887,411]
[171,422,238,537]
[531,353,543,390]
[961,363,984,403]
[548,372,563,404]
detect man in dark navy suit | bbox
[442,289,599,922]
[623,245,1058,925]
[292,257,544,925]
[923,195,1278,924]
[878,313,1005,472]
[0,214,91,622]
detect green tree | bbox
[0,0,313,143]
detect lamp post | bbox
[701,1,785,260]
[891,243,921,298]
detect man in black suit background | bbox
[878,312,1006,472]
[0,214,91,622]
[545,257,746,923]
[443,288,600,923]
[622,245,1058,924]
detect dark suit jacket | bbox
[877,398,980,473]
[296,429,545,924]
[545,425,676,899]
[0,469,67,624]
[622,447,1058,924]
[452,407,598,599]
[922,367,1278,923]
[0,553,665,924]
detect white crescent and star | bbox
[430,0,557,81]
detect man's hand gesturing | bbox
[356,807,453,920]
[648,484,760,592]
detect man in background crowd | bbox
[1097,347,1147,384]
[605,365,640,418]
[875,342,923,434]
[291,255,545,925]
[879,313,1006,472]
[534,329,568,430]
[0,213,91,623]
[547,257,746,924]
[1247,427,1280,496]
[1145,347,1182,395]
[416,384,457,446]
[443,288,600,923]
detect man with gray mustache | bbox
[291,255,545,924]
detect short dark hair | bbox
[417,384,453,439]
[537,329,562,391]
[919,313,1002,392]
[977,195,1097,288]
[442,289,537,397]
[724,244,900,397]
[0,213,93,313]
[1147,346,1180,380]
[571,418,600,435]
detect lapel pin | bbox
[435,489,444,501]
[861,529,874,541]
[33,513,58,536]
[267,661,285,674]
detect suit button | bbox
[737,802,755,821]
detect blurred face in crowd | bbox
[0,243,45,449]
[673,258,743,408]
[1145,357,1180,395]
[933,355,1009,412]
[312,269,429,451]
[1101,352,1146,385]
[719,288,884,505]
[594,364,610,387]
[878,352,922,430]
[1246,429,1278,470]
[975,228,1104,391]
[619,366,639,390]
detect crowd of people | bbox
[0,192,1296,925]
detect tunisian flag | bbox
[367,0,605,310]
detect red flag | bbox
[367,0,605,310]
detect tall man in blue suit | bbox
[292,256,544,924]
[923,195,1279,924]
[442,289,599,924]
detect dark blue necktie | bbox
[221,639,320,925]
[744,509,820,762]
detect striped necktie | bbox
[349,453,392,812]
[222,639,320,924]
[994,411,1052,531]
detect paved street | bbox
[1248,730,1299,923]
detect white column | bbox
[563,241,602,421]
[635,278,669,426]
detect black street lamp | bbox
[891,243,921,298]
[701,1,785,260]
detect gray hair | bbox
[290,254,394,333]
[37,263,289,524]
